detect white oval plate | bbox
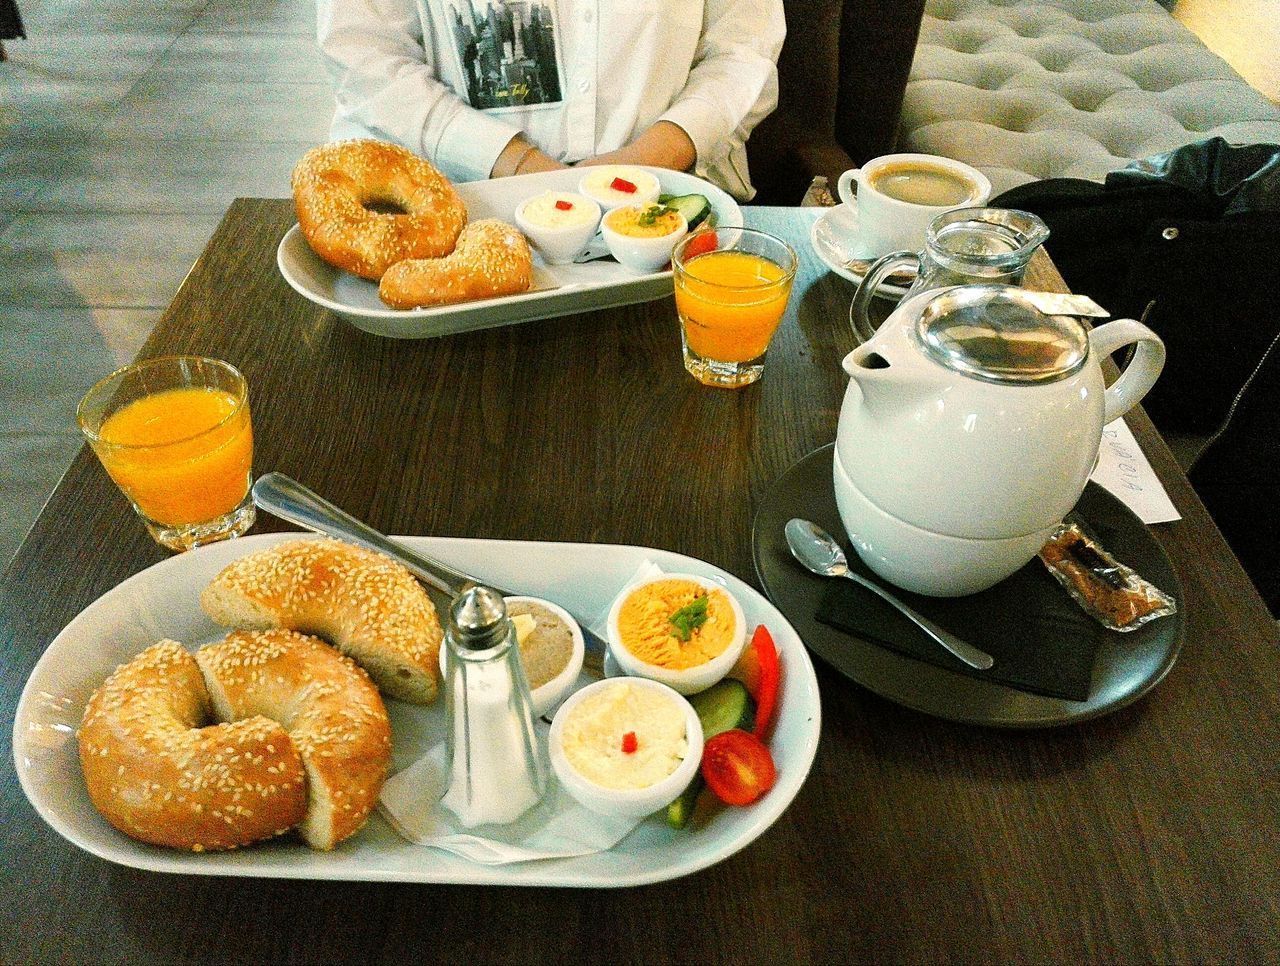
[277,167,742,339]
[13,533,820,888]
[809,202,915,297]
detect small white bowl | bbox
[438,595,584,716]
[514,191,602,265]
[577,166,661,211]
[549,677,704,819]
[606,572,746,695]
[601,205,689,274]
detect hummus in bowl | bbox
[606,572,747,694]
[438,595,584,716]
[549,678,703,818]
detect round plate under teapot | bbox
[751,444,1184,728]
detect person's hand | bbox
[577,122,696,172]
[490,136,569,178]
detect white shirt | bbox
[316,0,784,200]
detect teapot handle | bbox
[849,250,919,343]
[1090,318,1166,425]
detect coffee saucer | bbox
[809,203,916,297]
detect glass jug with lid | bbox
[849,207,1050,342]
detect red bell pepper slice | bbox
[749,624,781,739]
[610,177,637,193]
[554,199,574,211]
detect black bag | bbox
[994,138,1280,613]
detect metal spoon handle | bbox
[252,472,485,597]
[250,473,608,672]
[843,571,996,670]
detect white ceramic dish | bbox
[549,678,703,819]
[601,206,688,274]
[277,167,742,339]
[13,533,819,888]
[606,571,747,694]
[809,203,914,297]
[514,191,601,265]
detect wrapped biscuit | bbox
[1039,521,1177,632]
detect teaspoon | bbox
[784,518,995,671]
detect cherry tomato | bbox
[749,625,781,739]
[700,729,777,806]
[682,230,717,260]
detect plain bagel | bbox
[292,139,468,281]
[200,538,442,704]
[78,631,391,852]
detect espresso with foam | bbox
[868,162,978,207]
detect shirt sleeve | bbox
[656,0,785,167]
[316,0,520,182]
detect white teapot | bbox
[834,285,1165,596]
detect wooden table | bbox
[2,202,1277,963]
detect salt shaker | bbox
[440,586,547,827]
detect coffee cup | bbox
[836,154,992,259]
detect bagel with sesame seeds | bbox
[200,538,443,704]
[378,217,533,309]
[77,631,391,853]
[291,139,468,281]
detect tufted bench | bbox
[898,0,1280,195]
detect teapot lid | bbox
[915,285,1090,385]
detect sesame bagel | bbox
[195,629,391,850]
[292,139,468,280]
[378,218,533,309]
[78,639,308,853]
[200,538,442,704]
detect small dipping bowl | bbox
[439,595,584,716]
[577,166,661,211]
[549,677,704,819]
[514,191,602,265]
[601,203,689,274]
[606,572,746,694]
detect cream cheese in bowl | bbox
[515,191,601,264]
[550,678,703,817]
[577,166,661,210]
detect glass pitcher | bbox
[849,207,1050,342]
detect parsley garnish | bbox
[669,595,710,642]
[638,204,675,228]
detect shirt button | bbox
[583,8,593,21]
[1162,226,1179,240]
[578,79,591,93]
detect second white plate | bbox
[14,533,820,888]
[277,167,742,339]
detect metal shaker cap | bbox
[915,284,1090,385]
[448,585,509,651]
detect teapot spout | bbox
[841,344,903,417]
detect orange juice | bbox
[674,250,792,363]
[95,386,253,526]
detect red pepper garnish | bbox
[621,731,638,754]
[554,199,573,211]
[610,177,637,193]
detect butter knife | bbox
[251,473,607,674]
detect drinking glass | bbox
[76,356,256,551]
[672,228,798,389]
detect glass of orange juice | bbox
[672,227,798,388]
[76,356,256,552]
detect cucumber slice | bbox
[664,193,712,231]
[667,680,756,829]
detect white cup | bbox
[836,153,992,259]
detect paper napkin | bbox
[378,560,666,865]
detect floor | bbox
[0,0,331,567]
[0,0,1276,570]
